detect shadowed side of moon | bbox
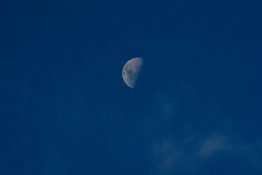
[122,57,143,88]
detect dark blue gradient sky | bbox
[1,0,262,174]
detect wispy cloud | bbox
[198,134,230,156]
[145,89,262,175]
[151,138,183,173]
[149,134,262,174]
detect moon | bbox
[122,57,143,88]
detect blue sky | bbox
[1,0,262,174]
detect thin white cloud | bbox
[148,133,262,174]
[144,90,262,174]
[198,135,231,156]
[152,138,183,172]
[147,137,186,175]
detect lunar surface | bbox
[122,57,143,88]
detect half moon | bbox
[122,57,143,88]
